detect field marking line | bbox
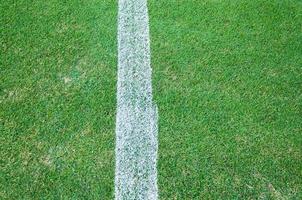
[115,0,158,199]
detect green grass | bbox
[1,0,117,199]
[1,0,302,199]
[150,0,302,199]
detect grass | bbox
[1,0,117,199]
[150,0,302,199]
[1,0,302,199]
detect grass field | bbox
[1,0,302,199]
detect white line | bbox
[115,0,158,199]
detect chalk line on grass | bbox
[115,0,158,199]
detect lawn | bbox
[1,0,302,199]
[1,1,117,199]
[150,0,302,198]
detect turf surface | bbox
[1,1,117,199]
[1,0,302,199]
[150,0,302,199]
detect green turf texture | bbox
[1,0,301,199]
[1,1,117,199]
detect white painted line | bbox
[115,0,158,199]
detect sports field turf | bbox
[1,0,301,199]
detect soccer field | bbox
[1,0,302,199]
